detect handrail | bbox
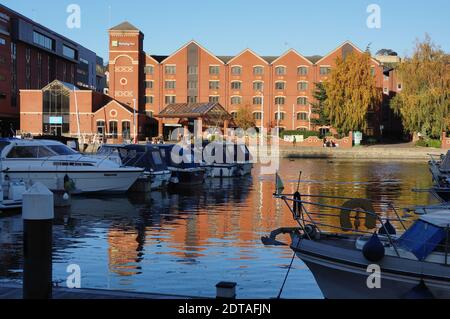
[277,194,402,257]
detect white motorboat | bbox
[0,139,143,194]
[263,189,450,299]
[200,142,239,178]
[95,144,172,190]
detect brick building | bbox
[106,21,399,140]
[20,19,404,143]
[0,4,105,136]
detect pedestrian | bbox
[293,136,297,147]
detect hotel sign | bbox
[49,116,63,125]
[112,41,135,47]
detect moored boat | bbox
[155,144,205,188]
[429,151,450,202]
[0,139,143,194]
[95,144,172,190]
[263,186,450,299]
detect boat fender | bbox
[362,232,385,262]
[402,280,435,299]
[340,199,377,231]
[378,220,396,235]
[293,192,302,218]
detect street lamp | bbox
[133,98,137,144]
[258,91,264,144]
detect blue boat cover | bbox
[397,220,446,261]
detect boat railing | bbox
[275,193,406,257]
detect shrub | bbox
[415,138,441,148]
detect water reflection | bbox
[0,159,435,298]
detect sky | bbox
[3,0,450,62]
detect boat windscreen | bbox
[397,220,447,261]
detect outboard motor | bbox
[362,232,385,262]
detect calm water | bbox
[0,159,436,299]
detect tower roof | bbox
[109,21,140,31]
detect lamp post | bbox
[133,98,137,144]
[259,92,264,145]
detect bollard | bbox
[22,183,54,300]
[216,282,237,299]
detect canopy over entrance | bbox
[156,102,235,128]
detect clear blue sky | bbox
[3,0,450,62]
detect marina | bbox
[0,156,444,299]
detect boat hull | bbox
[203,165,238,178]
[170,168,205,187]
[292,237,450,299]
[4,170,143,194]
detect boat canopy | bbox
[397,211,449,261]
[441,151,450,172]
[119,145,168,172]
[157,144,200,169]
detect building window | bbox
[165,95,176,104]
[165,80,176,89]
[209,81,220,90]
[209,96,219,103]
[298,66,308,76]
[370,67,376,77]
[63,45,76,59]
[145,80,154,89]
[145,96,154,104]
[231,112,238,119]
[231,96,242,105]
[33,31,54,51]
[397,83,403,90]
[144,65,154,75]
[275,112,285,121]
[209,65,220,75]
[188,96,198,103]
[0,38,5,46]
[97,121,105,136]
[253,66,264,75]
[320,67,331,75]
[231,81,242,90]
[297,112,308,121]
[188,81,197,89]
[297,97,308,105]
[253,112,262,120]
[122,121,131,140]
[297,81,308,91]
[253,81,264,91]
[275,66,286,76]
[253,97,263,105]
[231,66,242,75]
[0,55,5,64]
[383,87,389,94]
[109,121,118,139]
[147,111,154,118]
[275,97,285,105]
[188,66,198,75]
[165,65,176,75]
[275,81,285,90]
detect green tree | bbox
[324,51,382,135]
[310,82,330,128]
[390,35,450,138]
[234,105,256,130]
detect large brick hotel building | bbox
[108,22,399,139]
[19,19,402,142]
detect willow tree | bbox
[324,52,382,135]
[390,35,450,138]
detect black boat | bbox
[156,144,205,187]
